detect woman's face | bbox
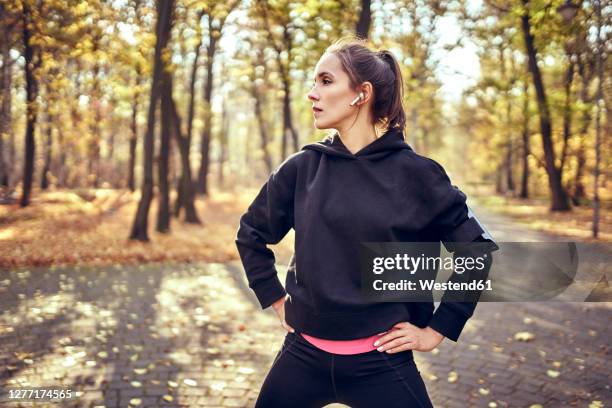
[307,53,360,130]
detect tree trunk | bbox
[495,163,503,194]
[282,78,299,153]
[108,100,116,162]
[252,82,272,174]
[168,80,200,224]
[505,139,515,194]
[355,0,371,39]
[157,70,172,233]
[280,81,294,160]
[499,45,515,195]
[89,35,102,188]
[40,110,52,189]
[175,24,201,215]
[186,16,202,144]
[197,19,217,196]
[519,79,530,199]
[130,0,174,241]
[56,125,66,187]
[107,99,117,187]
[283,26,298,154]
[560,58,574,175]
[128,74,140,192]
[572,54,591,205]
[66,60,83,188]
[0,24,12,188]
[520,0,570,211]
[218,98,228,188]
[592,0,603,238]
[20,1,38,207]
[504,93,515,194]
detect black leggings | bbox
[255,331,434,408]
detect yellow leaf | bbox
[183,379,197,387]
[237,367,254,375]
[447,371,458,383]
[514,331,535,342]
[547,369,560,378]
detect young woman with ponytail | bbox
[236,37,496,407]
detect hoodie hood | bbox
[301,127,413,160]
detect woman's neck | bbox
[336,125,380,155]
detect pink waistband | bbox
[300,332,387,355]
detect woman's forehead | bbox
[313,53,343,78]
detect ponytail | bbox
[378,50,406,131]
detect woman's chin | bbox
[313,119,331,130]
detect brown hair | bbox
[326,37,406,132]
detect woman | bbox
[235,38,496,408]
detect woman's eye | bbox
[311,79,331,87]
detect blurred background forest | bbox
[0,0,610,268]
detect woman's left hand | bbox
[373,322,444,353]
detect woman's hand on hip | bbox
[373,322,444,353]
[271,295,295,333]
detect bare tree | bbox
[130,0,174,241]
[520,0,570,211]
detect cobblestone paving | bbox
[1,206,610,407]
[0,261,609,407]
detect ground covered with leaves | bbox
[0,188,294,269]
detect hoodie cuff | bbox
[251,275,287,310]
[427,303,470,342]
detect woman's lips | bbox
[312,107,323,116]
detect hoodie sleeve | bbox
[235,155,298,310]
[421,159,493,342]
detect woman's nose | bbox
[307,90,319,101]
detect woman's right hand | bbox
[271,295,295,333]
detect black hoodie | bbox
[235,127,490,341]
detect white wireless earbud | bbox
[350,92,365,107]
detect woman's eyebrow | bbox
[313,71,335,80]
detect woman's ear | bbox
[360,82,374,104]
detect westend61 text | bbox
[373,279,493,291]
